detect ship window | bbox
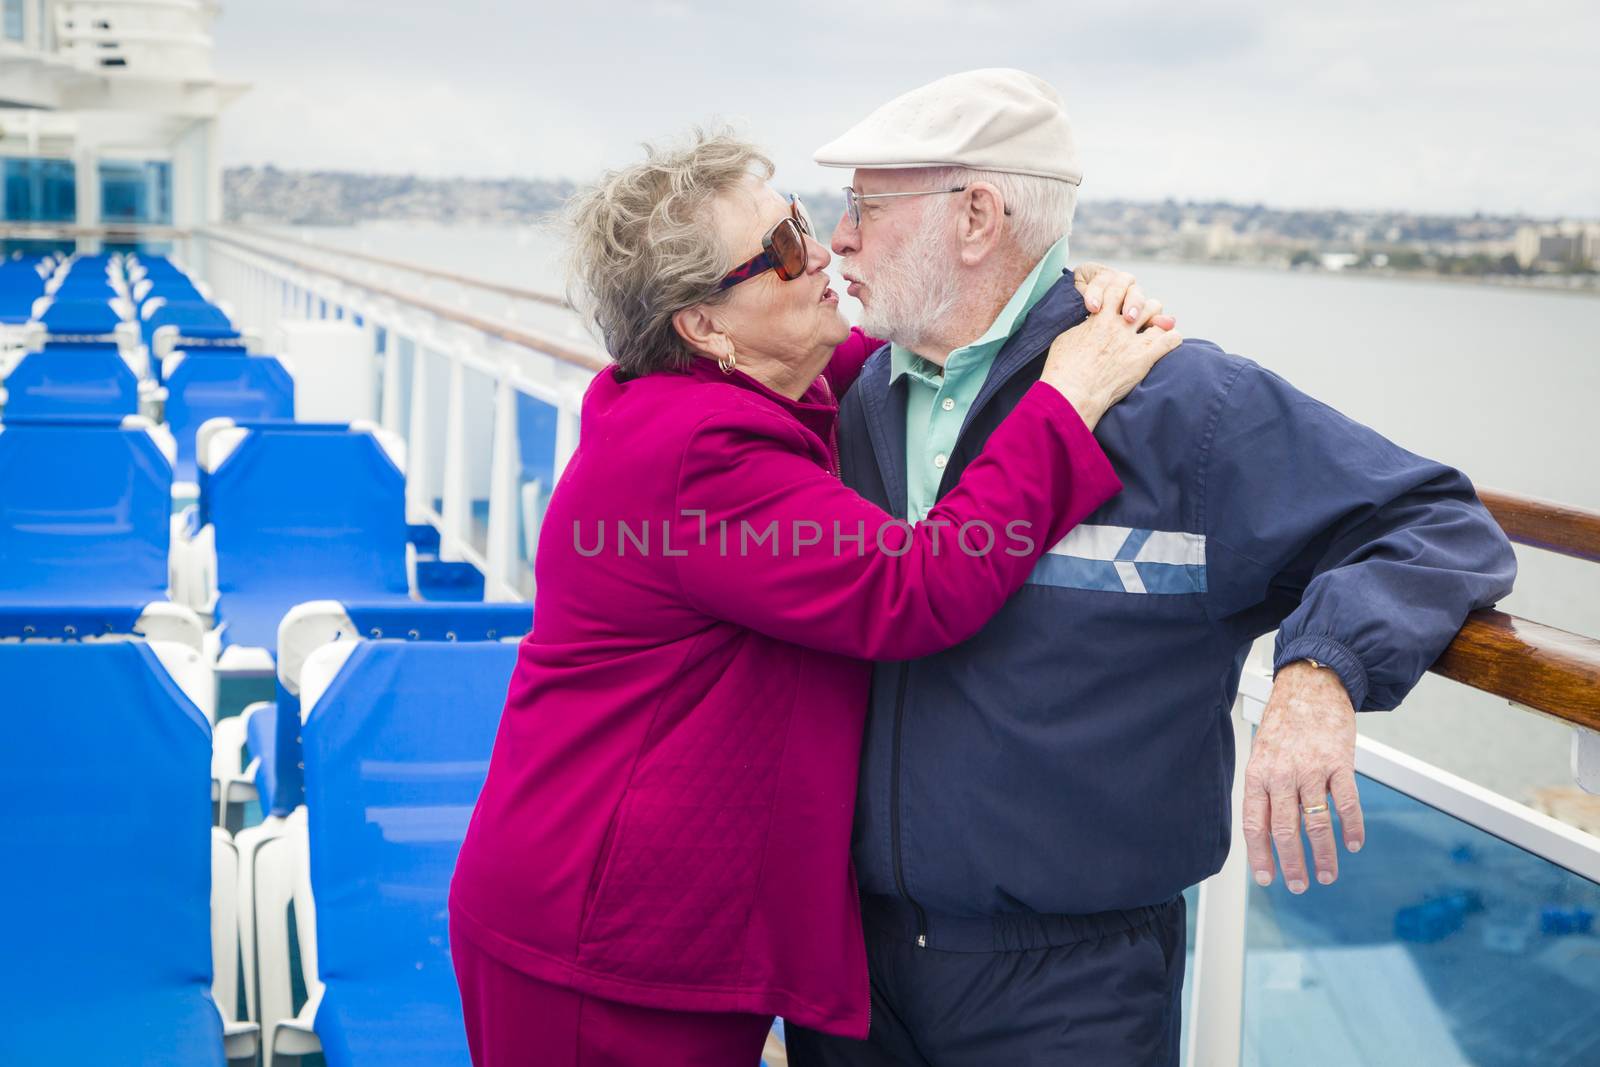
[99,159,171,224]
[2,157,76,223]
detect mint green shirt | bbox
[891,236,1072,520]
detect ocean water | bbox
[284,221,1600,805]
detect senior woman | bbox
[448,130,1180,1066]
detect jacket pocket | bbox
[575,782,775,986]
[578,791,633,945]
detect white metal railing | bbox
[194,227,1600,1067]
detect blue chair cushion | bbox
[209,427,409,652]
[0,421,172,604]
[0,604,149,639]
[315,985,472,1067]
[413,559,486,602]
[41,297,121,334]
[0,642,223,1066]
[165,355,294,483]
[343,602,530,642]
[245,699,280,808]
[2,349,139,418]
[262,604,527,816]
[302,641,516,1067]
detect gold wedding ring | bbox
[1302,802,1330,816]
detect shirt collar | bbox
[889,235,1072,384]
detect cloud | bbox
[214,1,1600,218]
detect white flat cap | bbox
[814,68,1082,185]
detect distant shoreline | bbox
[1080,250,1600,300]
[260,215,1600,302]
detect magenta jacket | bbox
[448,329,1121,1037]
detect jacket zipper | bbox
[889,662,929,946]
[820,375,843,479]
[855,880,872,1031]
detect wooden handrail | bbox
[1431,610,1600,731]
[200,227,610,373]
[1426,490,1600,728]
[1478,488,1600,564]
[0,222,193,240]
[227,224,573,310]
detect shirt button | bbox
[934,454,947,469]
[941,397,955,411]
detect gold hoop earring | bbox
[718,349,737,375]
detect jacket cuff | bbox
[1274,634,1370,711]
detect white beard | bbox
[847,208,960,348]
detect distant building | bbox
[1514,226,1544,268]
[1515,224,1587,269]
[1584,226,1600,267]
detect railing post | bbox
[1573,727,1600,795]
[440,358,468,561]
[1185,696,1254,1067]
[484,380,520,601]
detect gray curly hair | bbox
[564,128,774,379]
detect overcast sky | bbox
[214,0,1599,219]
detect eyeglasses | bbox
[841,184,1011,228]
[718,195,817,291]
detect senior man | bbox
[785,69,1517,1066]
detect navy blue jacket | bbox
[837,274,1517,921]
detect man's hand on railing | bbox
[1241,661,1364,893]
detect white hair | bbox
[563,128,772,378]
[923,166,1079,260]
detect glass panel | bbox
[2,158,76,223]
[512,390,560,600]
[3,0,22,41]
[390,335,415,444]
[1178,882,1198,1065]
[372,325,388,424]
[1243,774,1600,1066]
[461,367,496,558]
[99,160,172,224]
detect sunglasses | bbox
[718,195,816,291]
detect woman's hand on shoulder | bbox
[1043,274,1183,431]
[1073,262,1177,332]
